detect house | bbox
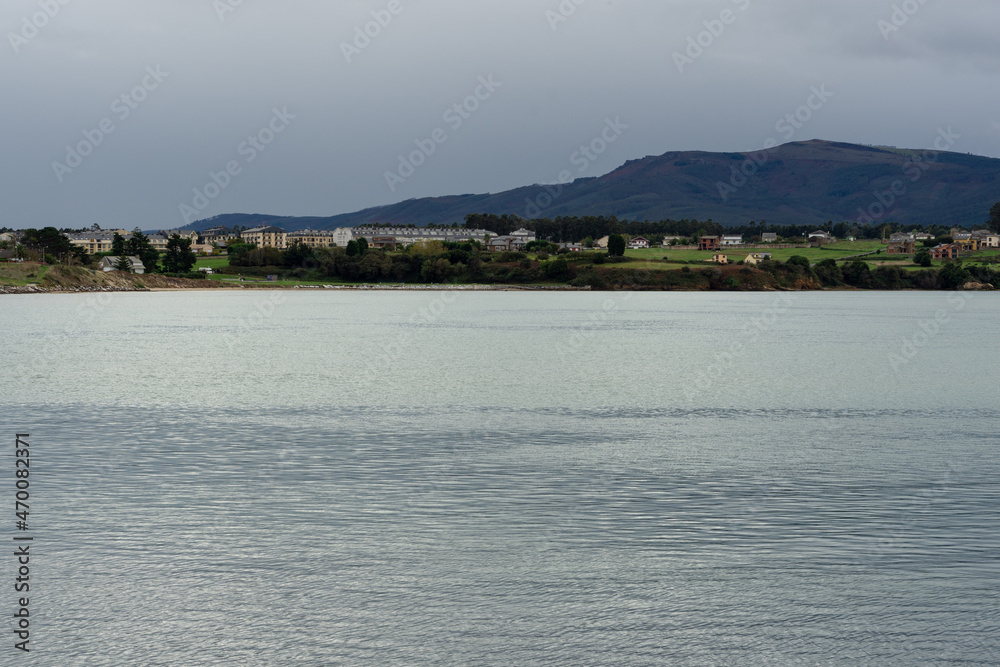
[559,243,583,252]
[287,229,343,249]
[65,230,130,255]
[809,231,835,245]
[241,226,288,249]
[954,236,981,252]
[594,236,610,249]
[698,236,721,251]
[628,237,650,249]
[931,244,960,260]
[351,226,495,247]
[97,256,145,274]
[159,230,200,243]
[744,252,773,266]
[0,232,15,244]
[661,236,683,246]
[913,232,934,241]
[886,241,916,255]
[722,235,743,246]
[761,233,778,243]
[146,234,169,253]
[510,228,537,244]
[200,226,241,245]
[487,235,531,252]
[711,254,729,265]
[971,230,999,249]
[190,243,215,255]
[889,232,915,245]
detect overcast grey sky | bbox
[4,0,999,230]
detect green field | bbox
[631,240,885,264]
[0,262,51,286]
[194,257,231,270]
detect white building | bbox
[722,235,743,246]
[97,256,145,274]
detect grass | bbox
[194,257,231,270]
[630,240,885,264]
[0,262,51,286]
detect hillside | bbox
[181,140,1000,231]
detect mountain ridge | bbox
[179,140,1000,232]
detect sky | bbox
[4,0,1000,230]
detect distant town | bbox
[2,211,999,292]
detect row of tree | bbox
[463,203,1000,244]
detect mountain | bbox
[181,140,1000,231]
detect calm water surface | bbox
[1,291,998,665]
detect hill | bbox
[181,140,1000,231]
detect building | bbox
[711,254,729,265]
[97,256,145,273]
[241,226,288,249]
[287,229,343,249]
[594,236,610,249]
[971,230,999,249]
[559,243,583,252]
[159,230,200,243]
[146,234,170,253]
[200,227,241,245]
[722,235,743,246]
[628,237,650,249]
[809,231,835,245]
[954,236,981,252]
[351,227,496,247]
[931,244,960,260]
[886,240,916,255]
[979,233,1000,249]
[487,235,531,252]
[0,232,15,244]
[510,228,537,244]
[661,236,683,246]
[744,252,773,266]
[698,236,721,251]
[761,233,778,243]
[888,232,915,245]
[65,230,130,255]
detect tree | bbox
[283,241,315,268]
[114,255,134,273]
[162,234,197,273]
[345,240,361,257]
[111,232,126,256]
[21,227,74,261]
[357,237,369,255]
[990,202,1000,233]
[786,255,811,269]
[938,261,970,289]
[127,228,160,273]
[607,234,626,257]
[914,249,932,267]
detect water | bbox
[1,291,998,665]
